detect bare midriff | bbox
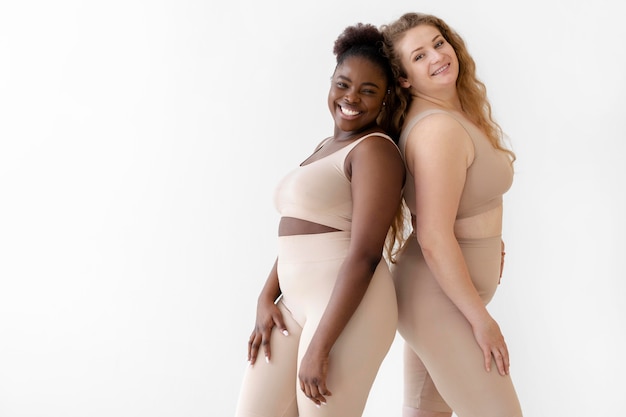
[278,217,341,237]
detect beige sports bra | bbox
[274,133,398,231]
[399,109,513,219]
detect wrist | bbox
[467,309,493,329]
[306,338,331,357]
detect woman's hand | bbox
[247,298,288,365]
[472,317,510,376]
[499,240,506,283]
[298,348,332,406]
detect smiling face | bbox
[395,24,459,96]
[327,55,388,134]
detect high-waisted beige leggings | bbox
[234,231,398,417]
[392,235,523,417]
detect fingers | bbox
[261,325,273,363]
[247,323,290,366]
[492,344,510,376]
[499,240,506,283]
[482,344,510,376]
[499,250,505,282]
[313,379,332,404]
[247,332,262,365]
[482,347,492,373]
[247,326,272,365]
[274,315,289,337]
[299,379,332,406]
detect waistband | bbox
[408,232,502,248]
[277,231,351,262]
[456,234,502,247]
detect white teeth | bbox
[432,64,449,75]
[340,106,359,116]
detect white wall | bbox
[1,1,624,416]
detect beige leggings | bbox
[234,231,397,417]
[392,235,523,417]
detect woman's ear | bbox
[399,77,411,89]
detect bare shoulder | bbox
[405,113,471,154]
[346,133,404,179]
[403,112,473,169]
[353,133,401,158]
[408,112,467,141]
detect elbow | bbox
[365,253,383,273]
[350,250,384,279]
[414,229,450,260]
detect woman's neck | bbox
[411,94,462,113]
[332,123,381,142]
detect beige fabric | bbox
[274,133,397,231]
[393,235,523,417]
[399,109,513,219]
[235,232,397,417]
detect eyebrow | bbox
[336,75,381,89]
[410,34,442,55]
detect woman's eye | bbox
[435,40,444,48]
[414,54,424,61]
[336,82,348,88]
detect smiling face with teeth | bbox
[327,55,388,137]
[395,24,459,98]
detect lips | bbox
[431,63,450,76]
[339,105,361,117]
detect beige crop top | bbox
[274,133,398,231]
[399,109,513,219]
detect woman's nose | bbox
[431,50,443,63]
[344,90,359,103]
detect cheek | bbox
[366,99,385,116]
[327,87,342,102]
[327,89,336,105]
[412,66,432,86]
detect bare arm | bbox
[406,114,510,376]
[298,137,405,405]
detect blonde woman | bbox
[381,12,523,417]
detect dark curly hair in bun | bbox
[333,23,393,86]
[332,23,407,264]
[331,23,401,142]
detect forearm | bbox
[306,256,379,355]
[419,236,492,327]
[258,258,282,304]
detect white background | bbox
[1,1,625,416]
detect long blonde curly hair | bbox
[380,12,516,162]
[379,13,516,262]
